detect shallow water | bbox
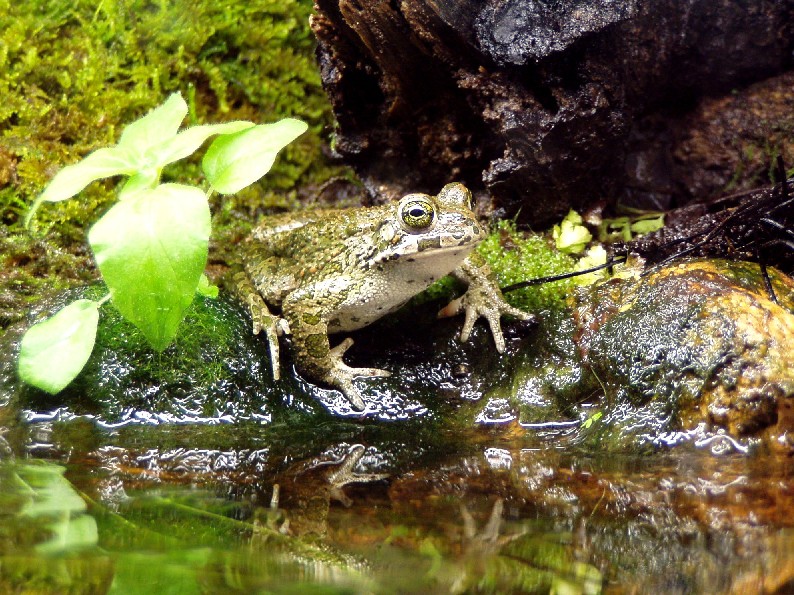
[2,408,793,594]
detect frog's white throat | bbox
[327,243,476,334]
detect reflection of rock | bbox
[574,259,794,450]
[389,446,794,593]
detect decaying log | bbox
[311,0,794,225]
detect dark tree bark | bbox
[311,0,794,225]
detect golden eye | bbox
[400,197,435,230]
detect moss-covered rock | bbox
[1,286,277,424]
[574,259,794,452]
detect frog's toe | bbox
[459,305,479,343]
[333,376,366,411]
[265,331,281,380]
[256,317,283,380]
[484,312,507,353]
[502,304,535,322]
[326,338,390,410]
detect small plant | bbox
[18,93,307,394]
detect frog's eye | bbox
[400,197,436,231]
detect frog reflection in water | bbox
[235,183,533,410]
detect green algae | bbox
[0,0,336,216]
[478,220,579,313]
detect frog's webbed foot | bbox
[439,290,534,352]
[325,338,390,411]
[441,255,535,353]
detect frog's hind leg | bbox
[283,296,389,411]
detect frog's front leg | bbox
[232,269,289,380]
[438,252,535,352]
[283,295,390,411]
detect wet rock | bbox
[0,286,275,425]
[573,259,794,451]
[311,0,794,224]
[475,1,637,64]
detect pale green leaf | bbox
[17,300,100,394]
[196,274,218,298]
[118,168,160,200]
[630,215,665,235]
[88,184,211,350]
[553,223,592,254]
[30,147,135,223]
[202,118,308,194]
[574,245,608,286]
[148,121,255,168]
[117,93,188,158]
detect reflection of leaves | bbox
[35,514,98,555]
[98,491,369,592]
[494,533,602,595]
[109,550,212,595]
[12,462,99,554]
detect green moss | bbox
[0,0,353,332]
[0,228,97,333]
[0,0,339,230]
[477,220,578,312]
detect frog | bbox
[234,183,534,411]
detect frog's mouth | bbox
[410,226,484,253]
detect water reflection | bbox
[2,414,794,593]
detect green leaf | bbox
[553,210,592,255]
[630,214,665,235]
[573,245,608,286]
[202,118,308,194]
[148,121,255,169]
[118,168,160,200]
[25,147,135,227]
[196,274,218,298]
[17,299,100,394]
[88,184,211,350]
[38,148,135,203]
[117,92,188,159]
